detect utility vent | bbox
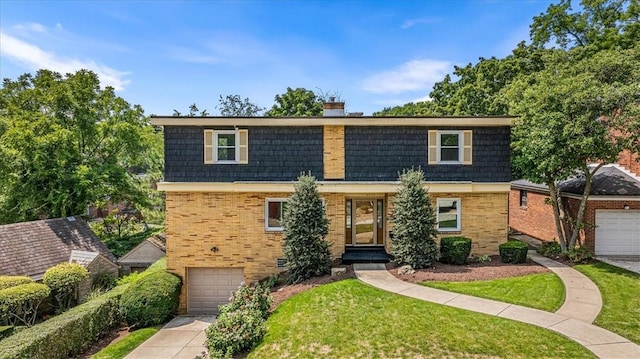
[276,258,287,269]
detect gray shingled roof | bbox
[0,216,116,279]
[512,165,640,197]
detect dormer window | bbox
[204,129,248,164]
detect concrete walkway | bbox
[124,315,213,359]
[354,260,640,359]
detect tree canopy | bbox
[217,94,265,116]
[265,87,323,117]
[0,69,163,224]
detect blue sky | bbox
[0,0,555,116]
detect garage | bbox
[595,210,640,256]
[187,268,244,313]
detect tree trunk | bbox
[568,163,604,248]
[548,181,568,252]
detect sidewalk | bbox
[354,258,640,359]
[124,315,213,359]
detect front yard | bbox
[250,279,594,358]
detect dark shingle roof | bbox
[0,216,116,278]
[511,165,640,197]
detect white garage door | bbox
[595,210,640,256]
[187,268,244,313]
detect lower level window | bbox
[265,199,287,231]
[437,198,461,231]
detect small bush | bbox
[0,283,51,327]
[0,293,121,359]
[42,263,89,312]
[0,276,33,290]
[537,241,562,258]
[119,271,181,328]
[499,241,529,264]
[439,236,472,265]
[205,308,266,359]
[476,254,492,263]
[220,283,273,319]
[565,247,594,264]
[92,272,117,291]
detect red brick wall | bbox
[509,189,558,241]
[617,150,640,177]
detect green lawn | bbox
[250,279,594,358]
[422,272,565,312]
[575,262,640,344]
[91,327,160,359]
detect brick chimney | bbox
[322,96,345,117]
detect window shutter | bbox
[463,130,472,165]
[204,130,214,164]
[428,130,438,164]
[238,129,248,164]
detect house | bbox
[510,163,640,257]
[118,233,166,274]
[0,216,118,296]
[151,101,514,313]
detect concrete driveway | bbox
[124,315,214,359]
[597,257,640,275]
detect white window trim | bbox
[214,130,240,164]
[265,198,288,232]
[437,131,463,164]
[437,198,461,232]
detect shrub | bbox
[0,325,13,340]
[92,272,117,291]
[439,236,472,265]
[42,263,89,312]
[499,240,529,264]
[565,247,594,264]
[119,271,181,328]
[0,283,51,327]
[476,254,492,263]
[220,283,273,319]
[205,308,266,359]
[0,293,121,359]
[282,173,332,284]
[537,241,562,258]
[391,169,439,269]
[0,276,33,290]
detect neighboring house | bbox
[118,233,166,274]
[510,163,640,258]
[0,216,118,296]
[151,101,514,313]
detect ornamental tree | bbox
[42,262,89,311]
[506,46,640,252]
[282,173,331,283]
[0,283,50,326]
[391,168,439,268]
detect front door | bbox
[346,198,384,246]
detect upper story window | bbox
[428,130,472,165]
[519,190,528,208]
[204,129,248,164]
[437,198,461,232]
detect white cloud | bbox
[401,16,439,29]
[12,22,47,33]
[0,31,130,90]
[361,59,451,94]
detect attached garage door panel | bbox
[595,210,640,256]
[188,268,244,314]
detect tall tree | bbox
[217,95,264,117]
[530,0,639,50]
[172,103,209,117]
[391,168,439,268]
[0,69,162,224]
[505,46,640,251]
[265,87,323,117]
[281,173,331,283]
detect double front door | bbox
[346,198,385,246]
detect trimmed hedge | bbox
[119,271,181,328]
[42,263,89,311]
[499,240,529,264]
[0,293,122,359]
[0,283,51,327]
[0,276,33,290]
[439,236,472,265]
